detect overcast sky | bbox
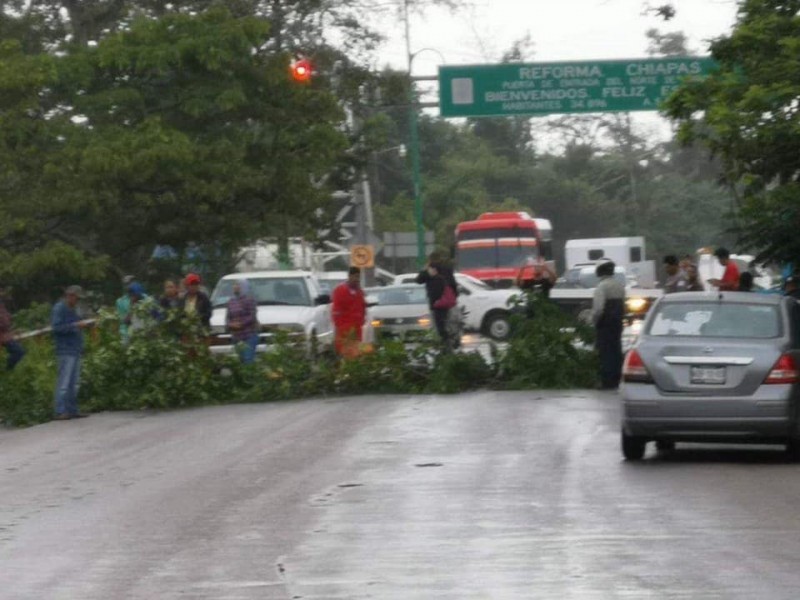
[373,0,740,149]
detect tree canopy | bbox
[664,0,800,264]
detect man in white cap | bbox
[51,285,91,420]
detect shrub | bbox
[81,309,227,411]
[0,339,56,426]
[2,295,600,428]
[498,294,599,389]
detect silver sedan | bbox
[621,292,800,460]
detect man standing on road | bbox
[332,267,367,357]
[226,279,259,364]
[591,261,626,390]
[663,255,689,294]
[52,286,91,420]
[708,247,740,291]
[0,283,25,371]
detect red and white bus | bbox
[455,212,553,288]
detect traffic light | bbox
[290,59,312,83]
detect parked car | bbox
[366,285,432,340]
[209,271,333,354]
[394,272,519,341]
[621,291,800,460]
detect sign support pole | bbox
[404,0,426,269]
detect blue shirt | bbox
[51,300,84,356]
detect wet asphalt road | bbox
[2,391,800,599]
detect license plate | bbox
[691,366,726,385]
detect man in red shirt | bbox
[708,247,740,291]
[332,267,366,357]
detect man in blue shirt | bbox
[52,285,91,420]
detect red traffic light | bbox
[291,59,312,83]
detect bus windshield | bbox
[457,245,535,270]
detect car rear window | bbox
[647,302,782,339]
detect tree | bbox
[663,0,800,264]
[0,8,347,300]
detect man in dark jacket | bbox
[0,283,25,371]
[416,254,459,349]
[179,273,212,329]
[591,262,626,390]
[52,285,91,420]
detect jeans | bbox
[432,308,451,350]
[3,340,25,370]
[596,322,623,389]
[54,354,82,416]
[236,333,259,365]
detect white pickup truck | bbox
[209,271,334,354]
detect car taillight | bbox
[764,354,799,384]
[623,349,653,383]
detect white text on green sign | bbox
[438,57,716,118]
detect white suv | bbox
[393,272,518,340]
[209,271,333,354]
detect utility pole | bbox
[404,0,426,268]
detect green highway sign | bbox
[438,57,716,118]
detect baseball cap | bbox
[127,282,145,297]
[65,285,84,297]
[184,273,202,286]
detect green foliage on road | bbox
[1,299,600,427]
[498,295,598,390]
[664,0,800,264]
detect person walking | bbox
[416,254,459,350]
[0,283,25,371]
[226,279,259,364]
[663,255,689,294]
[52,286,91,420]
[332,267,367,358]
[179,273,212,329]
[708,247,740,291]
[591,261,626,390]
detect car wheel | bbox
[484,312,511,341]
[655,440,675,453]
[621,430,646,461]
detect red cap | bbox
[185,273,201,286]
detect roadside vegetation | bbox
[0,296,597,427]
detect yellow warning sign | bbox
[350,245,375,268]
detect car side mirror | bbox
[366,295,379,308]
[315,294,331,306]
